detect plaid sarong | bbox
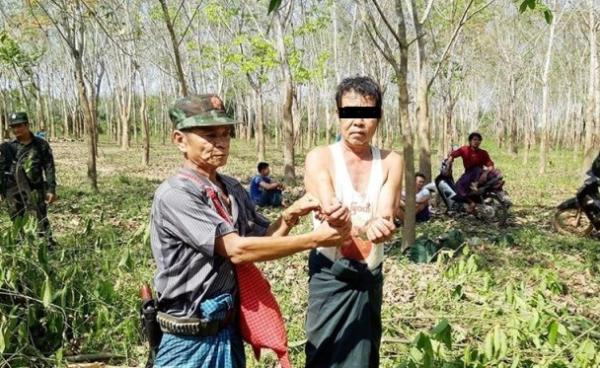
[154,294,245,368]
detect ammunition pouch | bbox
[156,309,235,337]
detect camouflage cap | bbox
[169,94,238,130]
[8,112,28,126]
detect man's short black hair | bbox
[257,162,269,172]
[468,132,483,142]
[415,172,426,180]
[335,76,382,110]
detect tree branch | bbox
[366,10,396,60]
[428,0,474,89]
[419,0,435,24]
[177,1,204,47]
[370,0,404,48]
[31,0,75,50]
[79,0,134,57]
[365,24,399,74]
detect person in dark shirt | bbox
[249,162,284,207]
[590,151,600,178]
[0,112,57,246]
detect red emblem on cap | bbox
[210,96,223,110]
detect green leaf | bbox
[557,323,567,336]
[510,354,521,368]
[544,9,553,24]
[42,276,52,308]
[54,347,64,364]
[519,1,529,13]
[548,320,558,346]
[414,332,434,367]
[484,331,494,360]
[37,244,48,268]
[431,319,452,349]
[0,321,5,354]
[505,283,514,304]
[268,0,283,14]
[529,309,540,330]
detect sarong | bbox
[154,294,245,368]
[456,167,503,198]
[305,250,383,368]
[456,166,482,198]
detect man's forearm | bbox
[221,232,319,264]
[265,216,291,237]
[265,204,305,236]
[45,164,56,193]
[261,182,280,190]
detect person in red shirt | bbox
[447,132,509,208]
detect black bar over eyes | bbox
[338,106,381,119]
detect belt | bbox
[157,309,235,337]
[310,250,383,290]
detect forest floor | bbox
[1,137,599,367]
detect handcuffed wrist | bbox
[282,208,299,227]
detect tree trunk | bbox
[159,0,188,96]
[539,7,558,175]
[396,0,415,250]
[141,93,150,166]
[275,9,296,183]
[411,0,432,181]
[507,75,518,156]
[583,0,598,174]
[74,55,98,191]
[254,86,265,162]
[62,97,69,138]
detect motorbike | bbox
[554,173,600,236]
[431,159,511,221]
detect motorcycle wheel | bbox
[553,208,593,236]
[486,197,509,223]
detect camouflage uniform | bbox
[0,112,56,244]
[592,151,600,178]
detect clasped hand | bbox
[315,200,395,244]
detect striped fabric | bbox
[182,171,292,368]
[150,168,270,318]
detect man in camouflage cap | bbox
[0,112,57,246]
[149,94,348,367]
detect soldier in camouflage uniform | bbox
[0,112,57,245]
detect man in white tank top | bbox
[303,76,403,368]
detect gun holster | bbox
[140,298,163,367]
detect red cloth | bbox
[235,263,291,368]
[340,236,373,261]
[450,145,494,171]
[181,172,291,368]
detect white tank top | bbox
[313,142,384,269]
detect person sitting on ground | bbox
[249,162,285,207]
[397,172,431,223]
[35,128,47,140]
[447,132,511,209]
